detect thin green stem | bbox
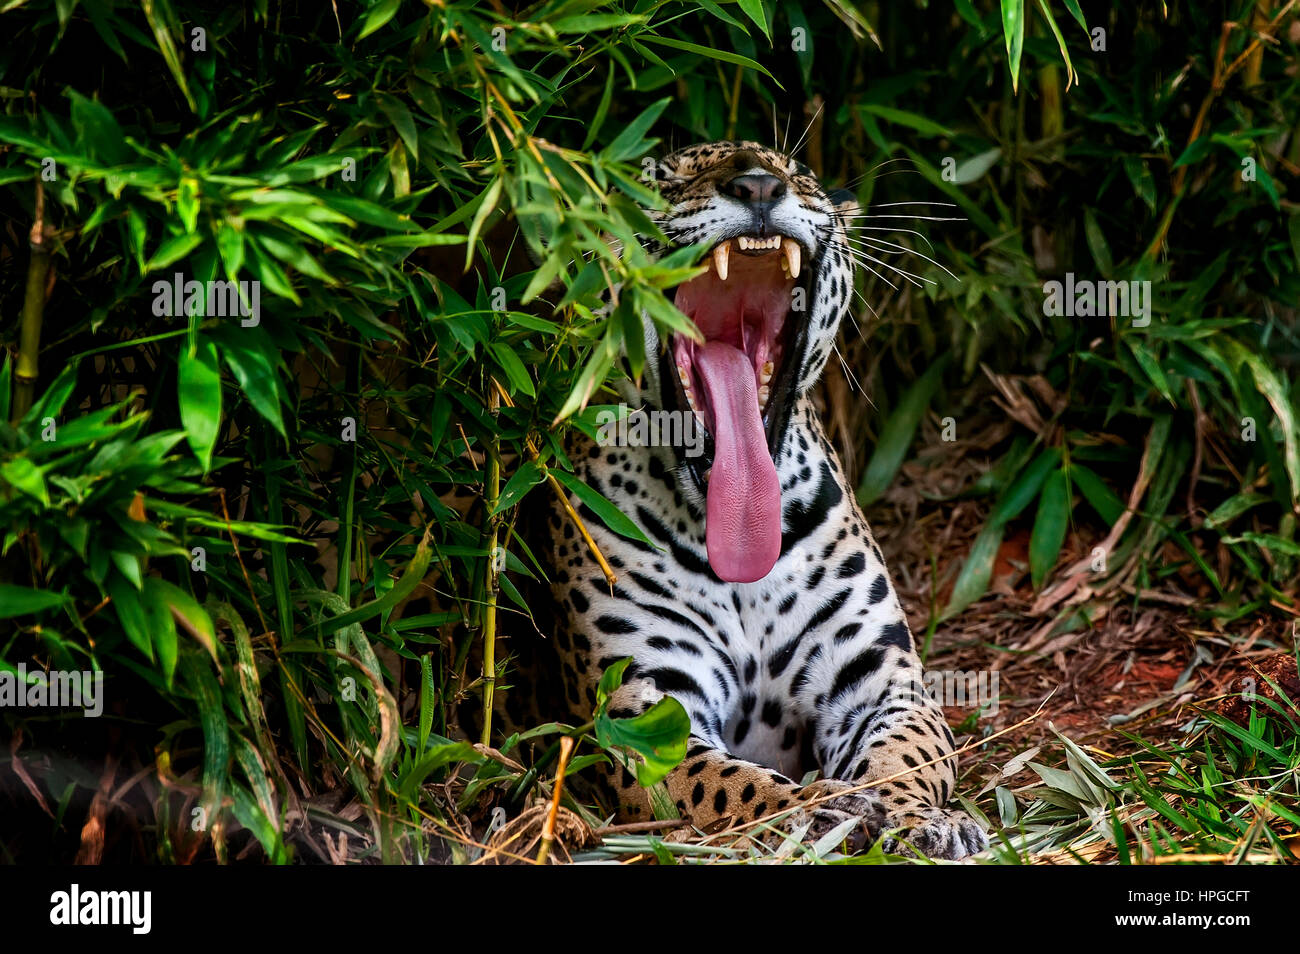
[480,389,502,746]
[13,180,49,423]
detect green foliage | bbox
[594,657,691,786]
[0,0,1296,864]
[984,686,1300,865]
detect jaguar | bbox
[535,140,988,859]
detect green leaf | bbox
[145,232,203,273]
[953,147,1002,185]
[857,354,950,505]
[1,457,50,506]
[397,741,484,801]
[216,329,286,436]
[859,104,954,139]
[1029,469,1069,589]
[942,521,1004,621]
[141,577,180,687]
[418,654,435,754]
[1202,492,1270,531]
[581,63,617,151]
[1068,462,1125,526]
[23,360,79,426]
[553,331,620,423]
[550,468,656,548]
[494,459,545,514]
[640,36,778,83]
[1082,207,1113,276]
[1126,338,1175,405]
[178,338,222,471]
[736,0,771,41]
[944,447,1060,618]
[140,0,196,112]
[600,97,670,162]
[149,578,219,664]
[488,341,536,398]
[597,657,634,710]
[1035,0,1075,85]
[464,175,504,270]
[1000,0,1025,92]
[593,659,690,787]
[180,652,229,833]
[358,0,401,39]
[1060,0,1088,32]
[0,585,69,619]
[1173,136,1215,169]
[991,446,1062,525]
[377,92,419,160]
[313,531,434,637]
[1221,338,1300,504]
[596,696,691,786]
[106,576,153,661]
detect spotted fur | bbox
[535,141,987,859]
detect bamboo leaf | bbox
[858,354,950,505]
[1029,468,1069,589]
[999,0,1025,93]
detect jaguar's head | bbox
[638,140,857,583]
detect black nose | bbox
[722,173,786,206]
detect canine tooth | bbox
[712,242,730,281]
[782,238,800,278]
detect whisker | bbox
[839,157,920,190]
[852,286,880,324]
[866,201,959,209]
[840,226,945,246]
[830,242,934,288]
[845,236,958,280]
[838,214,965,222]
[827,245,900,291]
[832,341,861,393]
[839,225,937,253]
[789,100,824,159]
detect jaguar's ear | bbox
[828,187,859,215]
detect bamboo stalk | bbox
[480,385,501,746]
[337,346,361,605]
[1243,0,1272,88]
[13,180,50,423]
[534,735,575,865]
[1039,64,1062,140]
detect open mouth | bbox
[663,233,811,583]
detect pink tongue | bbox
[694,341,781,582]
